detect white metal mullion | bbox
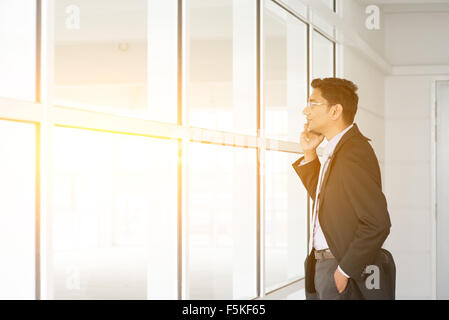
[180,139,188,300]
[39,0,55,300]
[52,105,181,139]
[0,98,43,123]
[180,0,187,301]
[258,0,266,299]
[52,105,307,152]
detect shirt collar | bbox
[324,123,354,158]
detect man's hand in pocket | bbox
[334,268,349,293]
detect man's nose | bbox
[302,107,309,116]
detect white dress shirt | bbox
[300,123,353,278]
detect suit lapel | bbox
[317,123,370,209]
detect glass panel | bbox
[263,0,308,142]
[52,128,178,299]
[186,0,257,135]
[0,0,36,101]
[311,31,334,152]
[312,31,334,80]
[54,0,178,122]
[0,120,36,299]
[186,142,257,299]
[265,150,307,293]
[312,0,335,38]
[147,0,178,123]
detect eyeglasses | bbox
[306,101,328,108]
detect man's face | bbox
[303,88,333,135]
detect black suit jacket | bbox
[292,123,395,299]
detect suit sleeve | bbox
[291,156,321,201]
[338,149,391,280]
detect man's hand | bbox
[334,268,349,293]
[300,123,324,162]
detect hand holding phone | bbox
[300,123,324,161]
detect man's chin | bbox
[308,126,321,136]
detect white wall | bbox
[383,6,449,299]
[384,75,435,299]
[342,47,386,168]
[340,0,387,176]
[385,10,449,66]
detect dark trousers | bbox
[306,258,362,300]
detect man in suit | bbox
[292,77,393,300]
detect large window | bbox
[312,30,335,80]
[0,120,36,299]
[55,0,147,112]
[186,143,257,299]
[263,0,308,142]
[264,150,307,292]
[52,128,178,299]
[186,0,257,135]
[55,0,178,122]
[0,0,36,101]
[0,0,336,299]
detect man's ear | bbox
[331,104,344,120]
